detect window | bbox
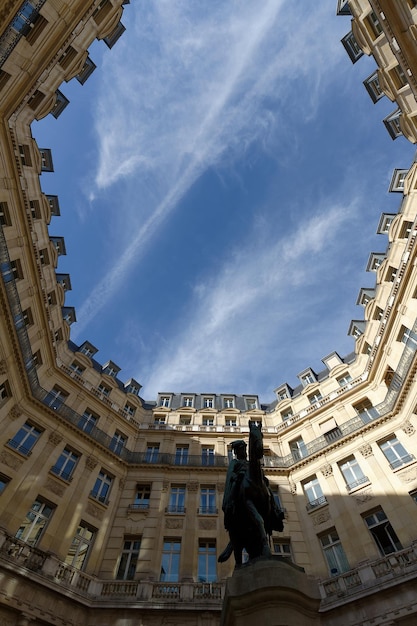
[116,537,141,580]
[303,477,326,510]
[76,56,96,85]
[98,382,111,397]
[0,474,10,494]
[46,385,68,409]
[336,373,352,387]
[110,431,127,455]
[160,540,181,582]
[270,486,283,512]
[160,396,171,407]
[183,396,194,407]
[301,372,315,386]
[203,397,214,408]
[364,509,402,555]
[8,422,42,455]
[202,416,214,426]
[353,398,378,422]
[10,259,23,280]
[0,380,11,404]
[79,342,95,357]
[272,541,292,559]
[51,447,79,481]
[25,13,48,45]
[0,202,11,226]
[90,469,113,504]
[133,484,151,509]
[363,71,384,103]
[245,397,257,410]
[289,437,307,461]
[145,444,160,463]
[47,291,57,306]
[65,522,96,570]
[202,446,215,466]
[78,410,98,434]
[198,540,217,582]
[276,388,289,401]
[409,490,417,505]
[307,391,322,405]
[398,325,417,346]
[399,221,413,239]
[200,486,216,514]
[281,408,293,422]
[364,11,383,40]
[373,307,384,321]
[223,397,234,409]
[154,415,166,426]
[39,248,49,266]
[19,144,32,166]
[167,485,186,513]
[70,361,84,376]
[384,109,402,140]
[103,362,119,377]
[339,457,368,490]
[179,415,191,425]
[124,403,136,417]
[379,437,414,469]
[0,70,11,92]
[341,31,364,63]
[319,530,350,575]
[175,445,189,465]
[16,498,54,546]
[225,418,237,427]
[104,21,126,48]
[389,65,408,91]
[39,149,54,172]
[32,349,42,368]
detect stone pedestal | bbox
[220,556,321,626]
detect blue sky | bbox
[33,1,416,403]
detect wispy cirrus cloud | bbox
[72,1,347,338]
[140,200,358,400]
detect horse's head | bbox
[248,420,264,460]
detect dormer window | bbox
[103,361,120,378]
[363,71,383,103]
[245,397,257,410]
[223,397,234,409]
[383,109,402,140]
[160,396,171,408]
[98,383,111,397]
[299,370,316,386]
[389,169,408,192]
[203,397,214,409]
[125,379,141,396]
[275,384,292,402]
[183,396,194,408]
[78,341,97,358]
[341,32,363,64]
[377,214,395,234]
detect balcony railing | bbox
[0,529,224,605]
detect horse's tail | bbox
[218,541,233,563]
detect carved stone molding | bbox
[354,488,374,504]
[162,480,169,492]
[312,509,331,526]
[48,432,63,446]
[402,420,416,436]
[0,359,7,375]
[45,477,66,498]
[398,466,417,483]
[86,501,104,521]
[165,518,183,529]
[359,443,373,458]
[289,481,297,495]
[187,481,199,492]
[199,518,216,530]
[85,456,98,471]
[0,449,23,471]
[320,463,333,478]
[217,482,225,493]
[8,404,22,420]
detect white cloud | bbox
[72,1,348,338]
[140,200,357,399]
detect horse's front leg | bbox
[246,499,271,557]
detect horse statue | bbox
[218,420,284,566]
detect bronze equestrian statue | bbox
[218,420,284,566]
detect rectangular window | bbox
[16,498,54,546]
[46,385,68,410]
[10,259,23,280]
[19,144,32,166]
[65,521,96,570]
[110,431,127,455]
[202,447,215,466]
[319,530,350,575]
[78,410,98,434]
[308,391,322,405]
[202,416,214,426]
[353,398,378,423]
[168,486,186,513]
[98,382,111,397]
[8,422,42,455]
[0,202,11,226]
[116,537,141,580]
[0,380,11,404]
[183,396,194,407]
[145,444,160,463]
[160,539,181,582]
[289,437,307,461]
[90,469,113,504]
[336,373,352,387]
[272,540,292,559]
[133,484,151,509]
[198,540,217,582]
[379,437,414,469]
[203,397,214,408]
[70,361,84,375]
[0,474,10,494]
[124,402,136,417]
[281,408,293,422]
[223,397,234,408]
[179,415,191,425]
[339,457,368,490]
[50,447,79,481]
[303,477,326,510]
[200,486,216,514]
[154,415,166,426]
[160,396,170,407]
[225,418,237,427]
[175,445,189,465]
[363,509,402,555]
[245,397,257,410]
